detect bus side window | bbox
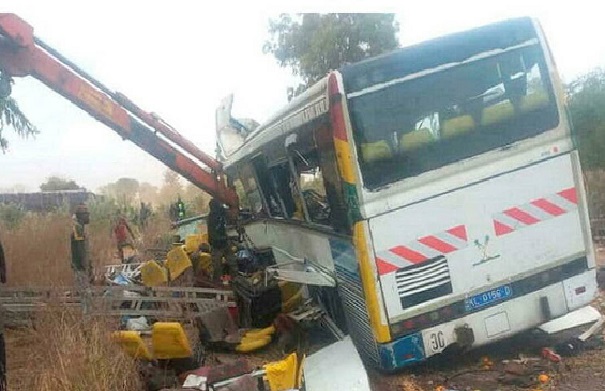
[237,164,263,215]
[289,132,332,226]
[233,178,250,209]
[269,163,302,220]
[252,155,284,217]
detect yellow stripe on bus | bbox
[334,138,356,183]
[353,221,391,343]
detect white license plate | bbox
[421,324,456,357]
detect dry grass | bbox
[0,211,172,390]
[6,307,143,390]
[0,211,172,286]
[1,213,74,286]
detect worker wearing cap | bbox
[0,237,6,390]
[71,203,91,313]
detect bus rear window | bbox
[348,44,559,190]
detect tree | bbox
[138,182,159,205]
[183,182,211,215]
[567,68,605,217]
[264,13,399,91]
[114,177,140,204]
[99,177,142,207]
[567,68,605,170]
[158,169,183,205]
[40,176,81,191]
[0,72,38,151]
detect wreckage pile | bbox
[102,232,354,391]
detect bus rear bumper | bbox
[376,268,597,371]
[377,332,426,371]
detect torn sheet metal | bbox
[539,305,602,335]
[304,336,371,391]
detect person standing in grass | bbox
[113,214,136,263]
[71,203,91,314]
[0,237,7,391]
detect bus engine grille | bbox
[396,255,452,308]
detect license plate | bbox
[465,285,512,312]
[421,321,458,357]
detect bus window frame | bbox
[346,42,560,192]
[242,114,342,231]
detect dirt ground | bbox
[367,335,605,391]
[6,319,605,391]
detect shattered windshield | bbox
[346,42,559,190]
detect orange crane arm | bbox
[0,13,238,208]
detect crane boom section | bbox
[0,13,237,207]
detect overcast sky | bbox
[0,0,602,193]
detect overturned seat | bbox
[152,322,193,359]
[113,330,153,360]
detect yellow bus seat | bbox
[279,281,303,312]
[195,251,213,275]
[141,260,168,287]
[399,127,433,151]
[264,353,298,391]
[519,91,549,112]
[166,246,192,281]
[200,232,209,244]
[235,334,272,352]
[360,140,393,163]
[185,234,203,253]
[113,330,153,360]
[481,100,514,126]
[152,322,193,359]
[442,115,475,139]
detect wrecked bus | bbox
[217,17,597,371]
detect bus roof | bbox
[223,76,328,169]
[342,17,536,95]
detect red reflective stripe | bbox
[558,187,577,204]
[376,257,399,275]
[328,73,348,142]
[446,225,467,241]
[504,207,540,225]
[418,235,457,253]
[330,102,347,141]
[494,220,514,236]
[390,246,427,264]
[531,198,566,216]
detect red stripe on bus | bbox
[558,187,577,204]
[328,73,348,142]
[390,246,428,264]
[330,103,347,141]
[446,225,467,241]
[531,198,566,216]
[376,257,399,275]
[504,207,540,225]
[418,235,457,253]
[494,220,514,236]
